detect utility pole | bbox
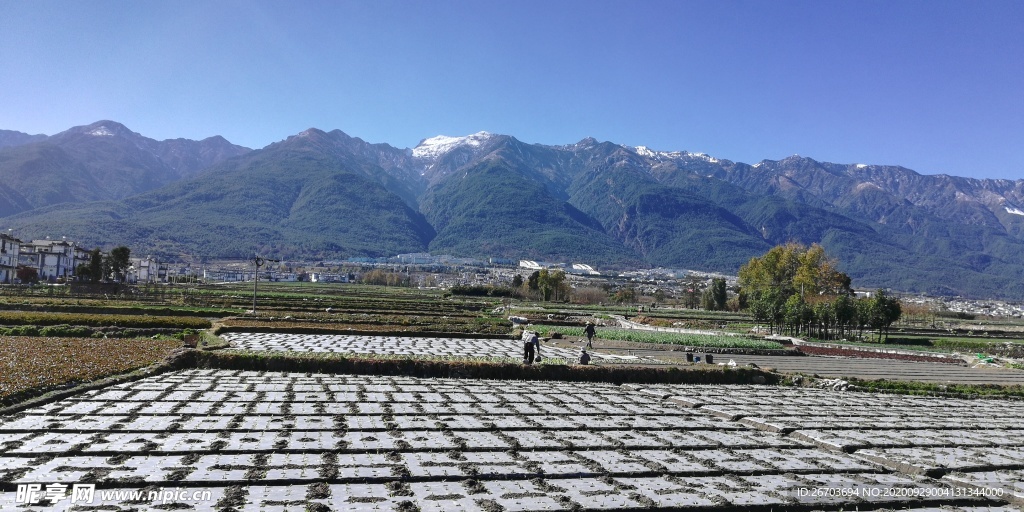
[251,253,280,315]
[251,254,265,315]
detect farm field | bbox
[1,370,1022,510]
[4,281,1024,510]
[592,349,1024,386]
[0,337,182,403]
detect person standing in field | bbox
[584,322,596,349]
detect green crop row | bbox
[530,325,783,350]
[844,378,1024,399]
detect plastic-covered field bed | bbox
[1,371,1023,510]
[221,332,662,364]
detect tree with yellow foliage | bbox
[738,242,851,299]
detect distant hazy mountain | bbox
[0,129,48,150]
[3,127,432,260]
[0,121,250,216]
[4,121,1024,298]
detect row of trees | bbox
[512,269,570,301]
[700,278,728,311]
[739,243,901,342]
[360,269,412,287]
[747,289,902,342]
[74,246,131,283]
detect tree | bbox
[16,266,38,284]
[527,271,540,291]
[748,288,785,334]
[812,298,835,340]
[783,293,812,336]
[109,246,131,283]
[572,286,607,305]
[738,242,852,300]
[511,274,524,288]
[868,290,902,342]
[75,263,91,282]
[88,248,103,282]
[613,287,637,304]
[740,243,855,337]
[537,269,566,301]
[711,278,727,311]
[832,294,856,341]
[700,287,716,310]
[682,275,702,309]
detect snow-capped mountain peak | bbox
[634,145,657,158]
[412,131,493,159]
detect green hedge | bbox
[184,350,779,385]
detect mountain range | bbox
[1,120,1023,299]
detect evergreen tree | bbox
[88,248,103,282]
[109,246,131,283]
[711,278,727,310]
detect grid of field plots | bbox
[2,370,1022,511]
[221,333,656,363]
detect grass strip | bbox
[844,377,1024,399]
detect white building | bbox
[0,234,21,284]
[568,263,600,276]
[519,260,544,270]
[18,239,76,282]
[128,256,165,283]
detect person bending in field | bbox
[577,347,591,365]
[584,322,596,349]
[523,330,538,364]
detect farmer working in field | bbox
[523,330,539,364]
[584,321,596,349]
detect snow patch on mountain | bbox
[692,152,719,163]
[89,126,115,137]
[633,146,719,163]
[1006,206,1024,216]
[413,131,493,159]
[856,164,868,169]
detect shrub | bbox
[39,324,94,337]
[11,326,39,336]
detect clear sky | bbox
[1,0,1021,179]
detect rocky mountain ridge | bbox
[2,121,1023,298]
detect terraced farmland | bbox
[1,370,1022,510]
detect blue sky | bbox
[1,0,1021,178]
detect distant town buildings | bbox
[4,240,1024,319]
[15,239,90,283]
[518,260,601,275]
